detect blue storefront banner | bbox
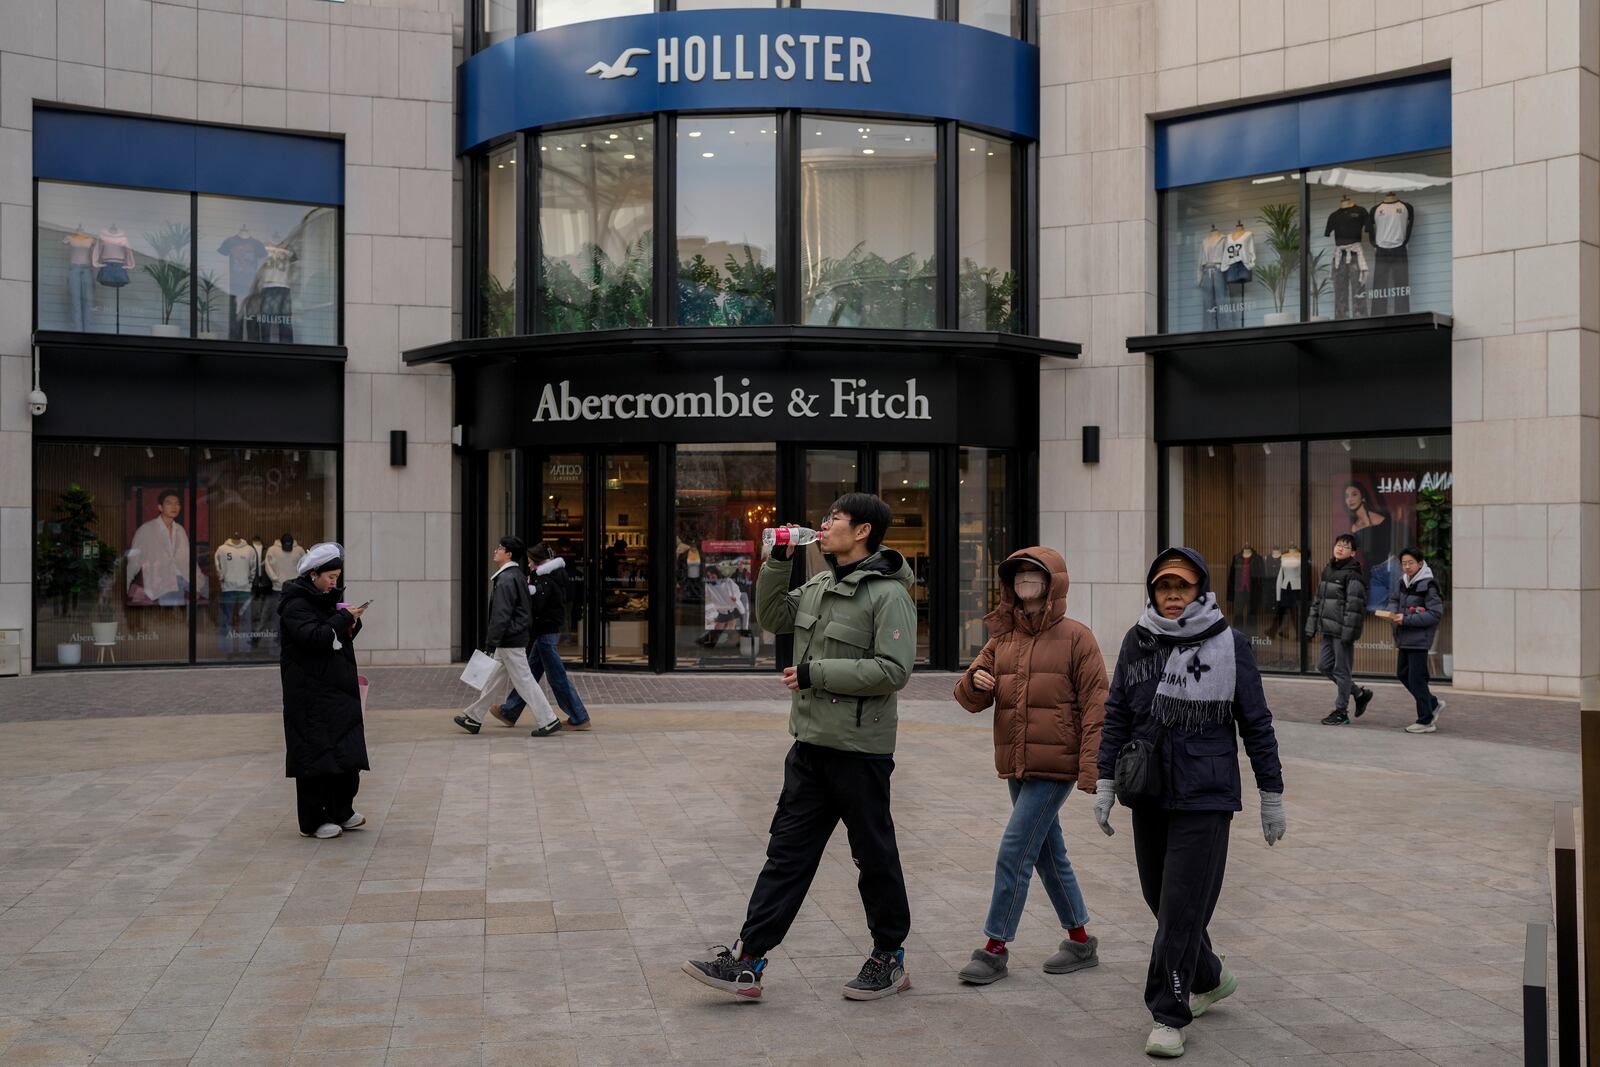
[459,10,1039,153]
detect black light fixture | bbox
[1082,425,1100,464]
[390,430,408,467]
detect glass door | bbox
[674,444,777,669]
[877,449,932,664]
[537,453,589,664]
[601,452,652,665]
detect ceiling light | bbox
[987,151,995,156]
[729,129,736,134]
[608,133,618,140]
[858,127,865,133]
[759,129,768,134]
[146,447,155,459]
[1262,444,1272,455]
[702,152,715,158]
[92,445,101,457]
[555,146,563,151]
[1251,174,1285,184]
[1206,445,1215,458]
[1340,439,1352,452]
[862,134,869,139]
[904,136,911,141]
[292,451,299,462]
[508,158,515,164]
[623,153,635,159]
[1418,436,1427,449]
[902,479,908,485]
[862,148,875,154]
[540,145,547,151]
[688,131,701,137]
[203,448,211,460]
[496,163,504,169]
[815,130,822,135]
[969,146,976,152]
[579,143,587,148]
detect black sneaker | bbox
[681,945,765,1001]
[452,714,480,734]
[530,720,562,738]
[1352,687,1374,718]
[842,948,910,1001]
[1320,710,1350,726]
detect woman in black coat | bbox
[278,542,369,839]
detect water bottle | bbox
[762,526,818,549]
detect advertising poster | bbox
[700,539,754,632]
[1332,473,1418,613]
[125,482,209,606]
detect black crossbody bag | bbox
[1114,720,1168,809]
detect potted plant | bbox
[141,222,191,337]
[1254,202,1300,326]
[1307,248,1331,321]
[196,269,223,339]
[35,484,120,665]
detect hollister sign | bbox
[587,34,873,84]
[532,375,930,424]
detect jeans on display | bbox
[67,265,93,331]
[463,646,557,729]
[248,287,294,343]
[1369,247,1410,315]
[1395,648,1439,723]
[1200,266,1225,330]
[503,633,590,724]
[218,590,252,654]
[1331,246,1365,319]
[982,778,1090,942]
[1132,808,1231,1029]
[1317,636,1356,711]
[1366,556,1398,614]
[295,771,359,835]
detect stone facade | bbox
[0,0,462,673]
[1037,0,1600,695]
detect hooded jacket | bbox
[1388,564,1443,650]
[755,547,918,756]
[1306,556,1366,644]
[278,576,369,779]
[528,556,569,637]
[954,547,1107,791]
[1096,547,1283,812]
[485,562,532,650]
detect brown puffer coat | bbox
[954,546,1108,792]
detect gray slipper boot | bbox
[957,948,1009,985]
[1042,935,1099,974]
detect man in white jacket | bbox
[126,490,189,606]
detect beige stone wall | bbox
[1037,0,1600,693]
[0,0,462,672]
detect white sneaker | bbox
[1405,720,1437,733]
[342,812,366,830]
[1145,1023,1185,1058]
[298,823,342,839]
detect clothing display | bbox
[1331,244,1367,319]
[265,539,306,592]
[1323,203,1372,245]
[1198,229,1226,330]
[1370,247,1410,315]
[1219,229,1255,280]
[258,243,295,289]
[215,538,259,594]
[93,227,134,290]
[1371,199,1415,249]
[248,287,295,343]
[217,231,267,296]
[1226,549,1264,628]
[65,229,96,327]
[1265,549,1302,638]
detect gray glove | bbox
[1093,779,1117,836]
[1259,791,1286,845]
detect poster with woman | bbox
[1334,476,1416,613]
[125,482,209,606]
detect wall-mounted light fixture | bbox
[1082,425,1100,464]
[390,430,408,467]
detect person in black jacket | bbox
[454,536,560,737]
[1093,547,1284,1060]
[1381,547,1446,733]
[1307,535,1373,726]
[492,543,592,730]
[279,542,369,840]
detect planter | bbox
[1263,311,1297,326]
[91,621,118,645]
[56,642,82,666]
[150,324,182,337]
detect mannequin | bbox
[215,534,259,655]
[63,223,96,331]
[1265,544,1303,638]
[1226,543,1264,629]
[1369,192,1415,315]
[92,225,135,332]
[1198,224,1226,329]
[218,224,267,340]
[1324,195,1372,320]
[1220,221,1255,328]
[251,234,296,343]
[264,534,306,591]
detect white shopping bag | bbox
[460,649,497,691]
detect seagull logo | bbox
[586,47,650,79]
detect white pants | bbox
[463,646,556,728]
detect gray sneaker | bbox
[957,948,1008,985]
[1042,935,1099,974]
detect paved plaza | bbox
[0,669,1579,1065]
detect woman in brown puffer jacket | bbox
[952,546,1108,985]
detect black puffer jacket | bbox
[278,577,368,779]
[1306,557,1366,643]
[486,564,531,650]
[528,557,569,637]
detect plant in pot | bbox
[196,269,223,338]
[35,483,119,665]
[1254,202,1300,326]
[141,222,191,337]
[1307,247,1331,321]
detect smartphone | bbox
[358,599,373,611]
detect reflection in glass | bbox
[482,142,518,337]
[1163,173,1305,332]
[540,453,588,662]
[958,448,1009,662]
[539,123,654,333]
[961,0,1019,35]
[675,445,777,668]
[196,448,338,663]
[481,0,517,48]
[877,450,931,663]
[1305,151,1452,321]
[486,450,517,579]
[957,130,1016,331]
[537,0,652,30]
[805,449,859,526]
[36,181,193,336]
[801,0,937,15]
[677,116,777,326]
[602,452,651,665]
[801,118,937,329]
[198,195,339,345]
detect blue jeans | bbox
[503,633,589,724]
[1367,556,1398,613]
[983,778,1090,942]
[68,265,93,331]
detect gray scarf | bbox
[1136,593,1236,731]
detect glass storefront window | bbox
[482,0,517,48]
[677,116,778,327]
[539,453,588,663]
[482,142,519,337]
[37,182,193,337]
[197,196,338,346]
[1305,151,1452,322]
[801,0,938,16]
[674,444,777,668]
[805,449,860,524]
[1163,173,1306,332]
[536,0,652,30]
[485,449,517,574]
[957,130,1015,331]
[602,452,651,665]
[678,0,779,6]
[878,449,931,663]
[958,447,1009,661]
[961,0,1019,35]
[800,117,936,329]
[538,122,654,333]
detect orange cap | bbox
[1152,556,1202,587]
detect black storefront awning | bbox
[1128,312,1452,443]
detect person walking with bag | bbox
[491,542,592,730]
[1093,548,1285,1059]
[953,548,1106,985]
[453,535,561,737]
[1380,547,1445,733]
[279,542,369,839]
[1309,534,1373,726]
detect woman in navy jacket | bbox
[1093,547,1285,1059]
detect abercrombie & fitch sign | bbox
[533,375,931,424]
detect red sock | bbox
[1067,926,1089,944]
[984,937,1007,955]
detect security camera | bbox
[27,389,47,417]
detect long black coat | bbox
[278,577,369,778]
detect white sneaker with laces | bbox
[1145,1023,1185,1058]
[308,823,342,839]
[342,813,366,830]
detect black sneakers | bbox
[1352,687,1375,718]
[452,714,480,734]
[842,948,910,1001]
[530,720,562,737]
[681,945,765,1000]
[1320,710,1350,726]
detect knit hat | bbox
[298,541,345,576]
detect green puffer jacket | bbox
[755,549,918,756]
